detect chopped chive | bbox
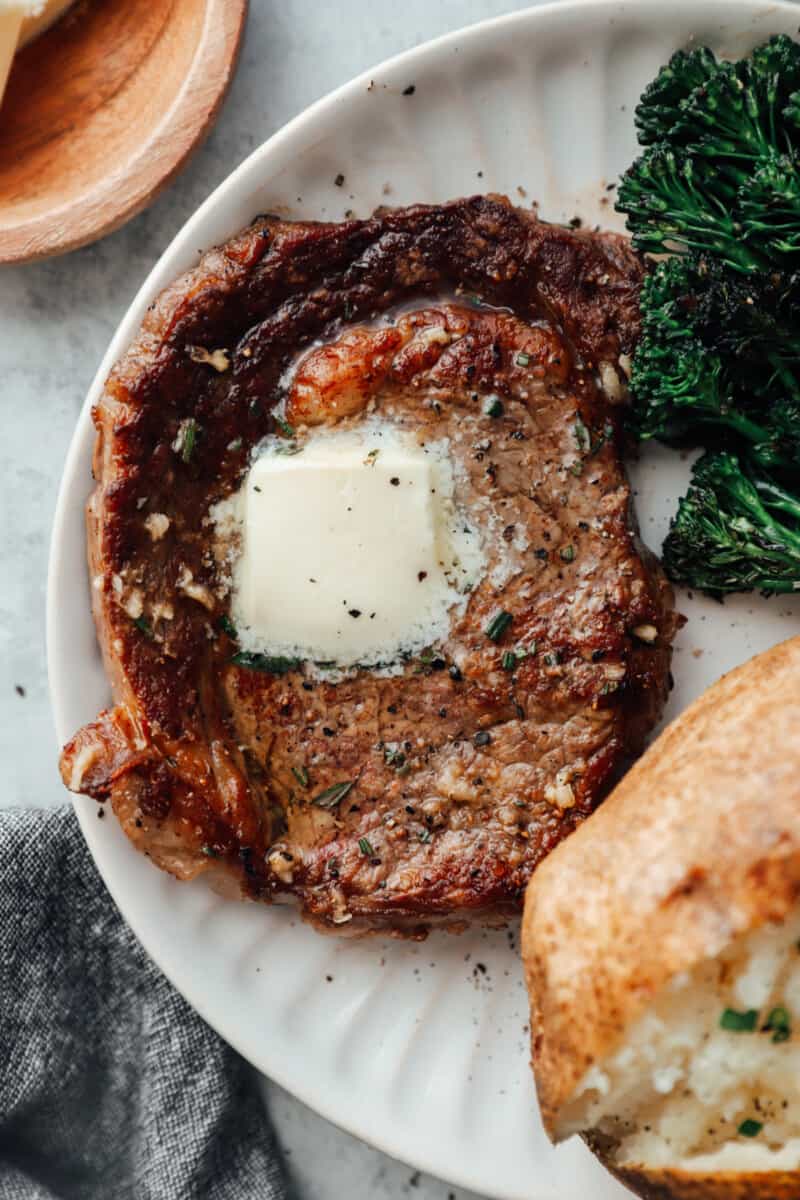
[384,747,406,769]
[218,615,238,640]
[483,395,504,418]
[764,1006,791,1043]
[358,836,374,856]
[485,610,513,642]
[274,414,295,437]
[720,1008,759,1033]
[738,1119,762,1138]
[291,765,310,789]
[573,415,591,453]
[560,544,576,563]
[274,442,302,456]
[515,352,530,367]
[133,616,153,639]
[543,650,562,667]
[501,651,516,670]
[230,651,300,674]
[313,780,355,809]
[180,418,198,463]
[419,828,432,844]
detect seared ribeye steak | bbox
[60,196,676,935]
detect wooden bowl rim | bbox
[0,0,247,265]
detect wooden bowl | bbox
[0,0,247,263]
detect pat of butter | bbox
[228,425,483,666]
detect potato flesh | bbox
[565,910,800,1169]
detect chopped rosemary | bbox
[230,651,300,674]
[515,352,530,367]
[720,1008,759,1033]
[573,415,591,453]
[738,1119,762,1138]
[358,836,374,856]
[180,418,198,463]
[291,765,310,789]
[133,616,153,639]
[218,615,238,640]
[483,395,504,419]
[274,414,295,438]
[764,1006,792,1043]
[313,780,355,809]
[485,610,513,642]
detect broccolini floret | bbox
[629,256,800,471]
[624,35,800,596]
[662,452,800,595]
[618,36,800,272]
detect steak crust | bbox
[60,196,677,935]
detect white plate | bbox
[47,3,800,1197]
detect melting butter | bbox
[218,423,484,666]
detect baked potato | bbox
[522,635,800,1198]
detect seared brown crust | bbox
[522,635,800,1137]
[60,195,675,933]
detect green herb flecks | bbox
[230,651,301,674]
[764,1006,792,1043]
[738,1119,763,1138]
[364,449,380,467]
[384,746,406,769]
[516,352,531,367]
[133,616,154,639]
[274,414,295,438]
[313,780,355,809]
[501,651,517,671]
[291,765,310,790]
[720,1008,759,1032]
[179,418,198,464]
[574,415,591,453]
[485,610,513,642]
[419,828,432,844]
[358,836,375,857]
[218,615,238,640]
[560,545,576,563]
[483,395,504,419]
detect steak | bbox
[60,196,677,936]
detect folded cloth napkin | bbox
[0,806,290,1200]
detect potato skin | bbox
[522,635,800,1140]
[604,1161,800,1200]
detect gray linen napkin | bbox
[0,806,290,1200]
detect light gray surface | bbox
[0,2,554,1197]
